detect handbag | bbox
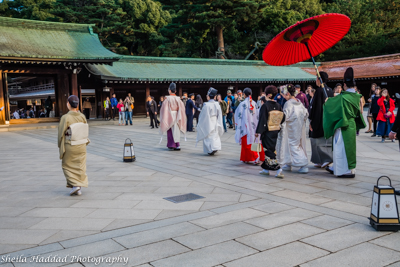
[384,113,392,119]
[381,108,392,119]
[251,136,262,152]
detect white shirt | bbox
[13,111,20,119]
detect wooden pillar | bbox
[145,82,150,113]
[57,73,70,117]
[145,82,150,99]
[79,85,83,112]
[71,73,78,96]
[0,70,5,125]
[178,84,182,97]
[235,83,238,93]
[259,85,263,96]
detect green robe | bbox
[323,91,366,170]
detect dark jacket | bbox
[296,92,309,109]
[370,95,381,114]
[185,98,196,115]
[392,114,400,139]
[147,100,157,114]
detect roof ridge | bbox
[119,55,316,67]
[322,53,400,65]
[0,16,94,32]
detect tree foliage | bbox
[0,0,400,61]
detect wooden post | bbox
[57,73,70,117]
[79,85,82,112]
[145,82,150,113]
[145,82,150,99]
[259,85,263,96]
[3,72,9,122]
[71,72,78,96]
[178,84,182,97]
[0,70,5,125]
[235,83,238,93]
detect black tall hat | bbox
[207,87,218,98]
[343,67,354,84]
[320,71,329,83]
[169,82,177,93]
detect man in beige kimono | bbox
[58,95,90,196]
[159,83,187,150]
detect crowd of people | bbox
[97,93,136,126]
[157,67,399,179]
[365,84,400,142]
[58,67,400,196]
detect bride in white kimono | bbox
[196,88,224,155]
[276,84,309,173]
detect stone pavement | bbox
[0,117,399,267]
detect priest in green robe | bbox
[323,67,366,178]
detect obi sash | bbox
[268,110,284,131]
[66,122,89,145]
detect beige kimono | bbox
[58,111,89,188]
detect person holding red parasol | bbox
[323,67,366,178]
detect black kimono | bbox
[256,101,285,170]
[309,84,334,165]
[309,84,333,138]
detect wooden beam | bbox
[0,70,5,125]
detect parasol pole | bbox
[303,42,329,99]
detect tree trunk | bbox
[216,25,225,59]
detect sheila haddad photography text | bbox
[1,254,129,265]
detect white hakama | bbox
[331,128,352,176]
[196,100,224,154]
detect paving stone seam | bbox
[234,188,367,223]
[220,239,332,267]
[0,211,215,259]
[300,230,392,254]
[298,240,399,267]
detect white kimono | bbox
[277,98,309,167]
[234,97,259,145]
[196,100,224,154]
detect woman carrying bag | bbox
[376,89,396,142]
[58,95,90,196]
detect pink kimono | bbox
[159,95,187,148]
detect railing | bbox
[9,83,55,95]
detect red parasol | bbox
[262,13,351,97]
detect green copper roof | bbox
[86,56,316,82]
[0,17,120,62]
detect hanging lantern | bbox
[369,176,400,231]
[123,138,136,162]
